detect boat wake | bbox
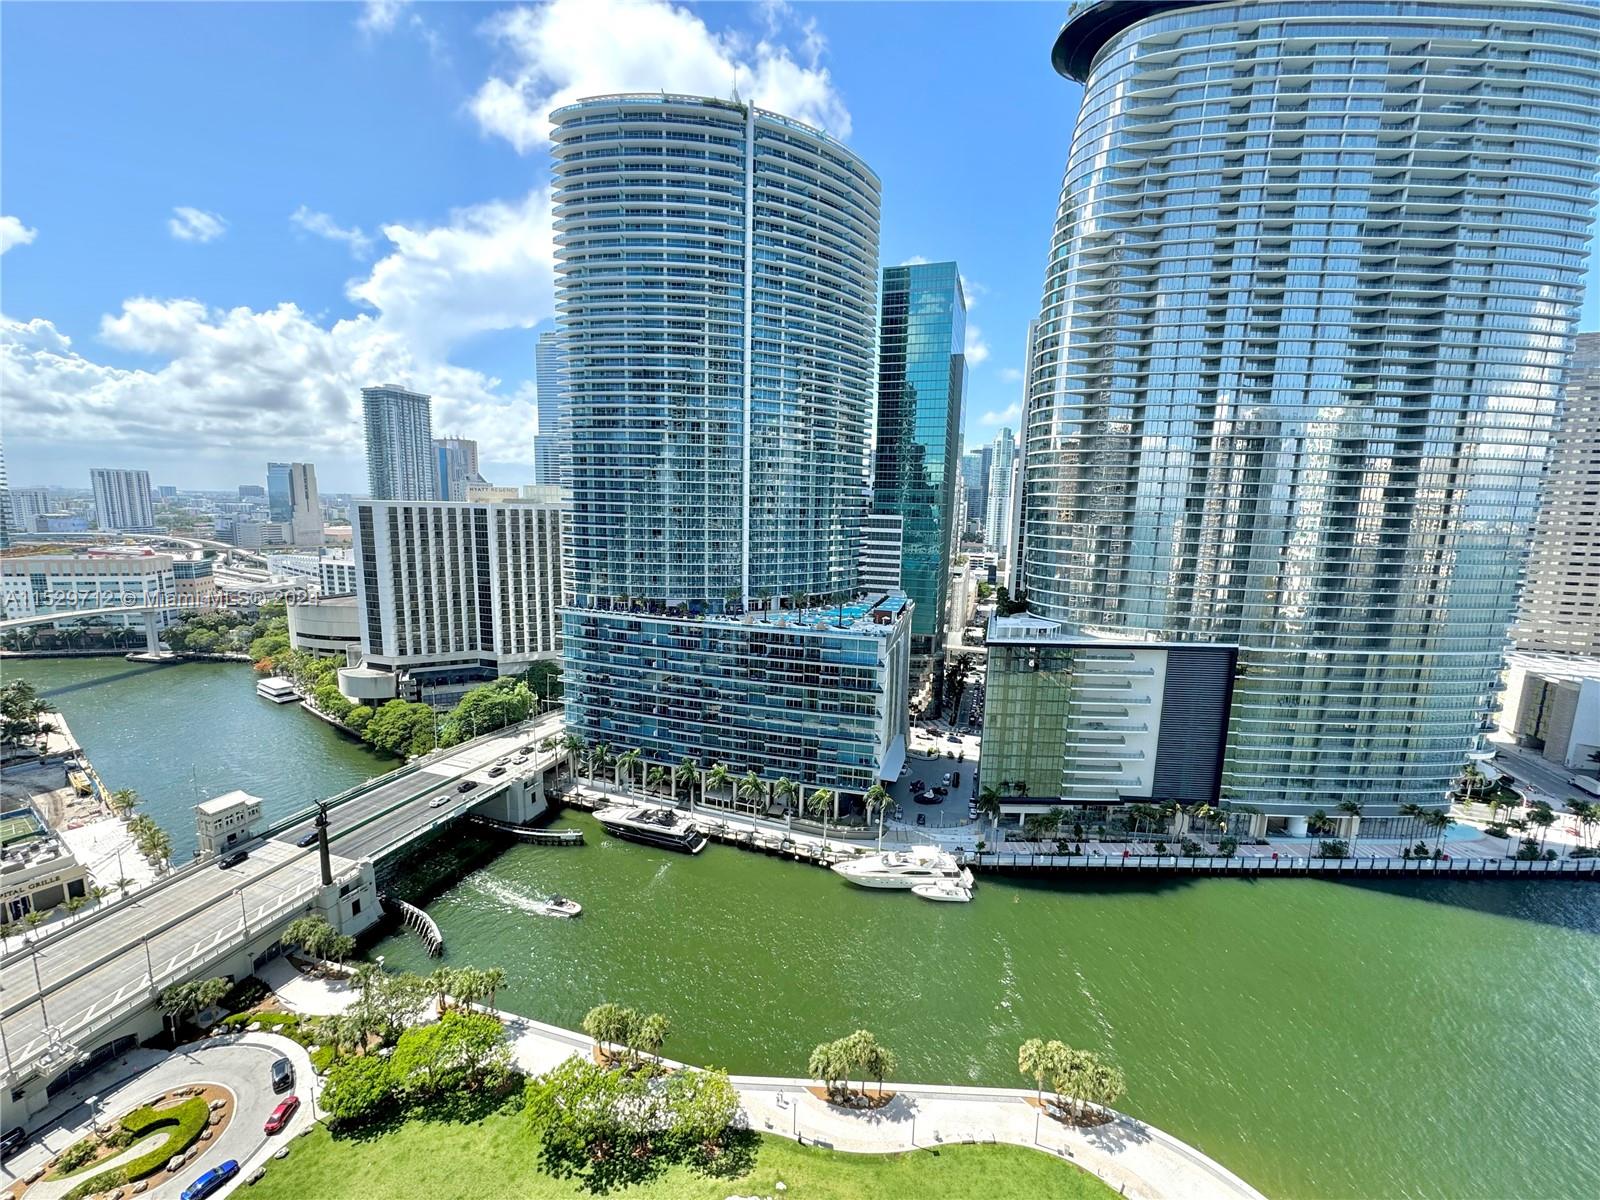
[470,875,567,918]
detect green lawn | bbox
[250,1109,1117,1200]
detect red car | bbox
[263,1096,300,1134]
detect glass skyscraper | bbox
[554,94,909,801]
[265,462,293,523]
[872,262,967,670]
[1018,0,1600,817]
[532,330,563,487]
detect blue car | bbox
[181,1159,239,1200]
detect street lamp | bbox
[85,1094,100,1136]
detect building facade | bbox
[352,499,563,685]
[90,468,156,533]
[533,330,563,487]
[433,437,483,503]
[9,487,51,535]
[287,595,362,660]
[1513,332,1600,655]
[1005,0,1600,819]
[362,385,436,502]
[287,462,323,547]
[959,448,991,544]
[984,428,1015,558]
[266,462,294,524]
[860,512,904,593]
[1,552,178,629]
[872,261,967,673]
[553,93,903,802]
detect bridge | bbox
[0,605,168,654]
[0,711,570,1115]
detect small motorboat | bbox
[535,894,582,918]
[912,881,972,903]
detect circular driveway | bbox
[4,1032,315,1200]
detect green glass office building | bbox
[873,262,967,673]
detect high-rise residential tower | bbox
[90,468,156,532]
[362,385,436,501]
[1513,332,1600,656]
[433,436,483,503]
[872,261,967,674]
[992,0,1600,825]
[556,94,909,803]
[984,428,1015,558]
[532,330,563,487]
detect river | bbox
[13,658,1600,1199]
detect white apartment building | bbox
[351,498,562,682]
[288,462,324,547]
[1,552,178,629]
[90,468,156,533]
[9,487,51,534]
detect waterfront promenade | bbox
[266,962,1264,1200]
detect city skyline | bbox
[9,1,1595,493]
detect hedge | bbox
[221,1010,301,1032]
[63,1097,210,1200]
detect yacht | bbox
[255,676,300,705]
[831,844,970,890]
[912,880,973,903]
[594,803,708,854]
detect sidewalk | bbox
[266,965,1263,1200]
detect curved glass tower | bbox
[1024,1,1600,814]
[555,95,909,801]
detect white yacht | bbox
[831,844,970,890]
[912,880,973,903]
[255,676,300,704]
[594,803,708,854]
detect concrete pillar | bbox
[1286,815,1308,838]
[142,609,160,654]
[1248,812,1268,839]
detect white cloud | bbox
[290,206,375,258]
[4,190,556,482]
[358,0,407,35]
[979,403,1021,428]
[898,254,930,266]
[999,366,1024,383]
[0,216,38,254]
[964,324,990,367]
[960,274,985,309]
[471,0,850,154]
[168,207,227,243]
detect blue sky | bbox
[2,0,1597,493]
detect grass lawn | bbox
[250,1108,1117,1200]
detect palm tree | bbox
[977,784,1003,834]
[109,788,140,818]
[481,967,507,1010]
[737,770,764,814]
[774,777,799,818]
[646,765,668,797]
[559,733,586,779]
[1157,799,1178,838]
[675,758,701,812]
[1526,802,1556,851]
[23,908,50,939]
[590,741,613,785]
[615,747,641,791]
[864,783,893,849]
[1336,799,1365,854]
[1427,810,1456,855]
[706,762,732,810]
[807,788,835,846]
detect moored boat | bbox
[594,803,708,854]
[831,844,966,889]
[912,880,972,903]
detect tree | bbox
[773,776,799,816]
[646,765,668,796]
[390,1009,510,1097]
[706,762,732,809]
[977,784,1004,832]
[321,1053,394,1124]
[663,1068,742,1166]
[364,700,436,758]
[1426,810,1456,854]
[736,770,764,813]
[108,788,140,818]
[863,783,893,849]
[582,1002,635,1063]
[1337,799,1365,854]
[345,704,374,734]
[0,680,54,748]
[559,733,587,780]
[1019,1037,1073,1107]
[808,1038,848,1100]
[616,748,643,792]
[283,914,337,960]
[811,1031,895,1101]
[158,975,229,1038]
[1526,802,1556,850]
[590,742,614,783]
[524,1056,658,1192]
[675,758,701,811]
[807,787,835,845]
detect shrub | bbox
[63,1098,209,1200]
[1153,841,1169,855]
[219,974,269,1014]
[49,1136,98,1176]
[1318,839,1349,859]
[1217,836,1239,857]
[311,1044,338,1072]
[1180,838,1204,856]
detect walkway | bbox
[270,965,1261,1200]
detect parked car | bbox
[217,849,248,870]
[263,1095,300,1134]
[933,786,948,796]
[951,770,962,788]
[0,1127,25,1161]
[270,1056,294,1093]
[941,773,953,787]
[181,1160,239,1200]
[457,780,478,793]
[295,830,318,848]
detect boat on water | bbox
[594,803,708,854]
[535,894,582,918]
[912,880,973,903]
[255,676,300,704]
[831,844,969,890]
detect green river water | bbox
[13,658,1600,1199]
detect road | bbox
[0,715,560,1083]
[1489,740,1596,809]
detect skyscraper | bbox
[1001,0,1600,821]
[960,448,991,543]
[555,94,908,802]
[287,462,323,548]
[432,436,483,503]
[872,261,967,673]
[1513,332,1600,655]
[265,462,294,523]
[90,468,156,532]
[532,330,563,487]
[362,385,436,501]
[984,428,1015,557]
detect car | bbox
[940,773,953,787]
[263,1095,300,1134]
[295,830,319,848]
[915,813,927,826]
[428,794,452,809]
[933,786,948,796]
[488,765,507,777]
[0,1127,25,1161]
[217,849,248,869]
[181,1159,239,1200]
[947,733,962,743]
[951,770,962,788]
[270,1056,294,1093]
[457,780,478,793]
[513,755,529,765]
